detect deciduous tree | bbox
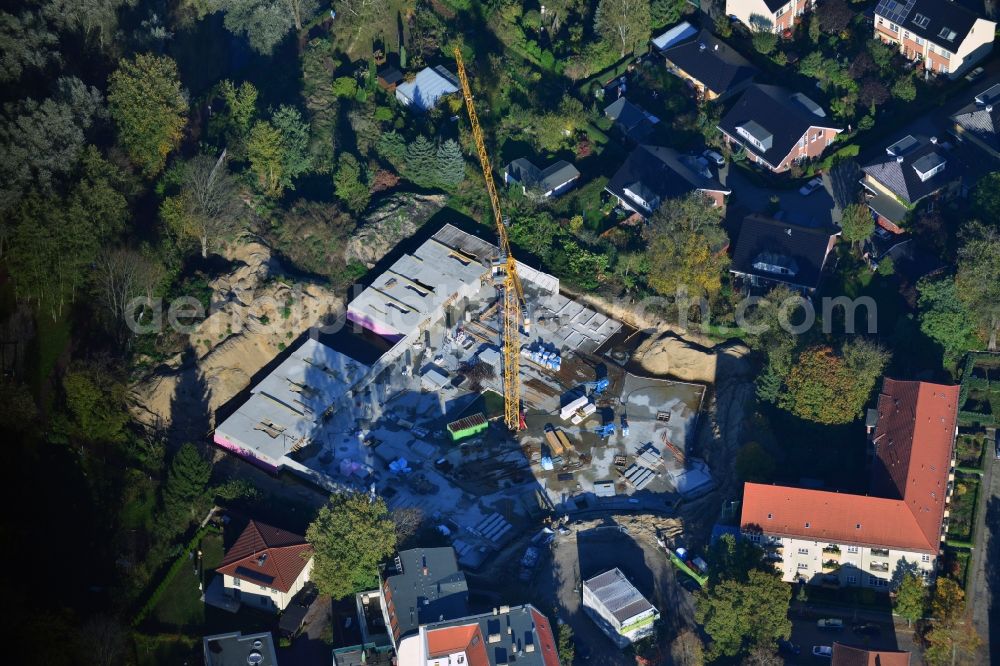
[0,10,61,83]
[307,491,397,599]
[956,222,1000,350]
[816,0,852,33]
[214,0,318,54]
[0,77,105,214]
[695,569,791,659]
[917,276,980,358]
[62,366,130,443]
[971,172,1000,226]
[893,572,927,626]
[645,193,730,300]
[779,341,889,424]
[165,152,243,257]
[108,54,187,177]
[247,120,285,196]
[594,0,652,57]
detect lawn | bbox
[947,474,980,543]
[132,633,200,666]
[956,434,986,469]
[150,531,225,631]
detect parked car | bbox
[799,177,824,196]
[813,645,833,658]
[817,618,844,630]
[778,639,801,656]
[853,622,881,636]
[702,149,725,167]
[874,226,893,241]
[966,66,985,83]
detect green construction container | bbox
[447,413,488,441]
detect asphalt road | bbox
[970,431,999,664]
[782,601,919,664]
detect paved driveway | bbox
[720,164,845,228]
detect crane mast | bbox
[452,47,524,431]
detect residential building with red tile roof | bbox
[741,379,959,589]
[395,604,559,666]
[832,642,911,666]
[216,520,314,613]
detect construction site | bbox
[212,50,711,573]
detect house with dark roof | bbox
[215,520,314,613]
[606,145,730,218]
[741,379,959,589]
[727,0,817,34]
[718,84,842,173]
[396,604,560,666]
[950,82,1000,160]
[832,643,911,666]
[582,568,660,647]
[657,23,757,102]
[204,631,279,666]
[504,158,581,198]
[729,214,839,294]
[604,96,660,142]
[379,547,470,648]
[874,0,995,77]
[861,135,960,233]
[377,64,404,92]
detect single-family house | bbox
[395,66,460,111]
[729,214,839,294]
[395,604,560,666]
[741,379,959,589]
[216,520,314,613]
[604,97,659,142]
[726,0,816,34]
[656,23,757,101]
[861,135,960,233]
[718,84,842,173]
[379,547,470,648]
[582,568,660,648]
[874,0,995,77]
[950,82,1000,160]
[204,631,279,666]
[606,145,731,218]
[832,644,911,666]
[504,158,581,198]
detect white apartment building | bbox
[742,379,959,589]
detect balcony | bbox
[870,548,890,558]
[822,546,841,559]
[869,562,890,573]
[822,560,840,572]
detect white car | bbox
[966,66,985,83]
[813,646,833,658]
[702,149,725,166]
[799,177,824,196]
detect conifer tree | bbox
[435,139,466,187]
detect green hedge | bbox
[132,524,222,627]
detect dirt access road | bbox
[527,517,694,665]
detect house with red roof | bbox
[216,520,314,613]
[395,604,560,666]
[741,379,959,588]
[832,643,911,666]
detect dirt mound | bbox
[345,193,446,267]
[635,332,751,384]
[129,240,341,441]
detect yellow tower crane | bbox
[452,47,525,432]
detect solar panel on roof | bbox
[235,565,276,585]
[876,0,915,25]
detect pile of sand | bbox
[129,240,341,441]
